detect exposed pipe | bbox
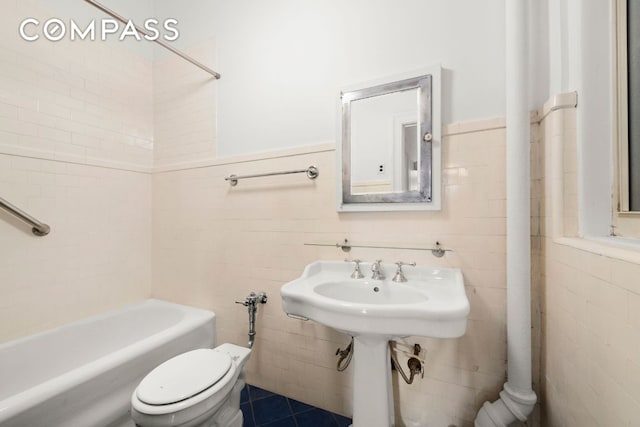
[236,292,267,348]
[389,342,423,384]
[336,337,354,371]
[475,1,538,425]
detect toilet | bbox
[131,343,252,427]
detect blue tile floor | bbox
[241,384,352,427]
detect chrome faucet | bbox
[371,259,385,280]
[345,259,364,279]
[392,261,416,282]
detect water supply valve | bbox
[389,341,426,384]
[236,292,268,310]
[407,357,424,379]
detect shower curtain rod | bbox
[82,0,221,79]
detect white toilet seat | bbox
[132,349,238,417]
[136,349,233,406]
[131,344,252,427]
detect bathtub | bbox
[0,299,216,427]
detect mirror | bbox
[337,70,441,211]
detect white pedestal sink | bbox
[280,261,470,427]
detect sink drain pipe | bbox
[474,1,537,425]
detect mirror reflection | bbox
[350,89,420,195]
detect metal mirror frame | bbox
[340,74,432,206]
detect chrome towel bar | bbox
[0,197,50,236]
[225,166,319,186]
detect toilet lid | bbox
[136,349,233,405]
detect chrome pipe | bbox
[248,306,257,349]
[225,166,319,186]
[81,0,221,79]
[0,197,50,236]
[235,292,267,348]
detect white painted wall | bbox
[529,0,550,109]
[154,0,506,157]
[545,0,614,237]
[575,0,614,237]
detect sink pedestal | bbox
[351,336,394,427]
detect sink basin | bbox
[281,260,469,338]
[314,281,428,304]
[281,260,470,427]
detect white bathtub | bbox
[0,299,216,427]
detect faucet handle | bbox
[392,261,416,283]
[345,258,364,279]
[395,261,416,268]
[371,259,385,280]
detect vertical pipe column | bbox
[505,0,533,394]
[475,1,538,425]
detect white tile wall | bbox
[0,0,153,341]
[0,153,152,342]
[538,106,640,426]
[153,40,216,168]
[151,123,509,426]
[0,0,154,170]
